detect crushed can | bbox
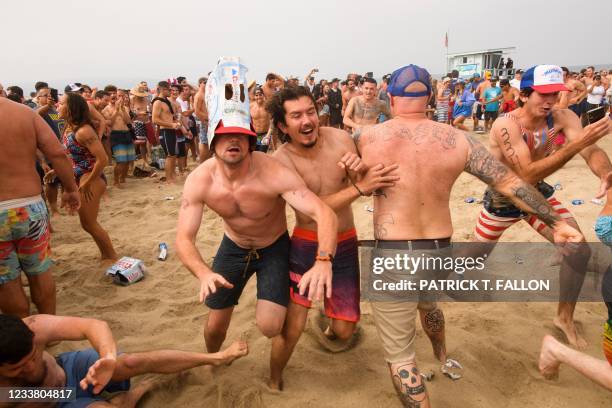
[106,257,146,286]
[158,243,168,261]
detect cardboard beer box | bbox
[106,257,146,286]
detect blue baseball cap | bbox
[472,73,481,78]
[387,64,432,97]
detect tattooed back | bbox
[357,118,471,240]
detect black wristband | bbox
[352,182,365,196]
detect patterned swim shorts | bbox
[0,196,52,284]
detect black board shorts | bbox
[205,232,290,310]
[159,128,178,157]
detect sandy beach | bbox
[44,130,610,407]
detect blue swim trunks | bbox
[56,349,130,408]
[595,215,612,246]
[198,121,208,145]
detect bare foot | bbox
[107,374,171,407]
[553,316,587,350]
[323,326,337,340]
[539,335,562,380]
[113,183,124,190]
[266,377,283,392]
[215,339,248,366]
[100,258,118,268]
[308,310,361,353]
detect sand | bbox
[46,131,611,407]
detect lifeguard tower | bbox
[446,47,517,79]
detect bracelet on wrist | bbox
[352,182,365,196]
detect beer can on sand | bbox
[106,257,146,286]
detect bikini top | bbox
[504,111,566,157]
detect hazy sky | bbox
[2,0,610,92]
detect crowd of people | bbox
[1,58,611,407]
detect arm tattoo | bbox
[464,134,509,184]
[512,184,559,227]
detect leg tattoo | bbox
[391,363,427,408]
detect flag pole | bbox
[445,28,449,74]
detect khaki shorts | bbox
[364,243,450,363]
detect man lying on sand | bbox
[0,314,247,408]
[267,86,398,389]
[175,58,337,384]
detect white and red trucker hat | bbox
[520,65,568,93]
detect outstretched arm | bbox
[562,111,612,193]
[463,134,563,229]
[343,98,359,129]
[278,166,338,300]
[490,116,608,185]
[25,315,117,394]
[280,176,337,257]
[176,173,233,302]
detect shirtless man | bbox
[176,60,337,385]
[35,86,66,217]
[91,91,112,159]
[262,73,284,99]
[471,65,612,348]
[558,67,588,116]
[500,78,519,113]
[250,87,271,153]
[0,98,80,317]
[0,314,247,408]
[341,79,360,117]
[90,91,111,139]
[102,87,134,188]
[267,86,399,390]
[169,85,190,175]
[152,81,182,184]
[194,77,210,162]
[177,85,198,163]
[343,78,392,134]
[354,64,584,408]
[582,66,595,88]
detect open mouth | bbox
[227,146,241,153]
[301,128,314,136]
